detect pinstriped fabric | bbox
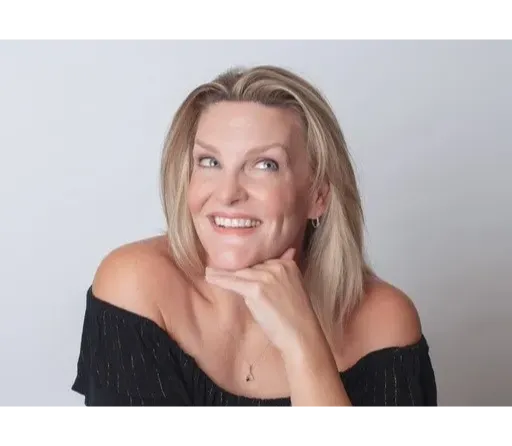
[72,286,437,406]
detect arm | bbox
[205,251,427,406]
[282,324,352,406]
[277,276,426,406]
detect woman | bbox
[72,65,437,406]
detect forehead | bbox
[194,101,305,151]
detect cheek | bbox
[251,180,305,217]
[187,175,211,214]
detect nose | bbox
[214,171,248,205]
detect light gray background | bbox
[1,40,510,406]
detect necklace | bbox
[243,340,272,382]
[224,328,272,382]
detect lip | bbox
[207,212,261,220]
[208,213,262,236]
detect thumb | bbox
[280,247,296,261]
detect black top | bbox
[71,286,437,406]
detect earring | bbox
[312,217,320,228]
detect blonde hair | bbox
[160,65,373,341]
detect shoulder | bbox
[357,277,422,346]
[74,236,195,405]
[91,235,185,331]
[339,277,423,364]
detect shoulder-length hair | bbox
[160,65,374,342]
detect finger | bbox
[249,263,271,272]
[246,250,297,278]
[204,266,236,275]
[204,273,257,298]
[263,248,297,272]
[205,266,260,281]
[280,247,296,261]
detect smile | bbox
[212,216,262,228]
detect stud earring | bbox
[312,217,320,228]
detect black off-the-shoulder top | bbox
[71,286,437,406]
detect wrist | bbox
[282,322,334,370]
[281,325,351,406]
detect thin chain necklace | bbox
[224,328,273,382]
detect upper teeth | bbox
[214,217,261,228]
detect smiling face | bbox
[187,101,328,271]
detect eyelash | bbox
[196,156,279,172]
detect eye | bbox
[255,159,279,171]
[197,156,219,168]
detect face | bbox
[187,101,327,271]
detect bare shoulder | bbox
[91,235,184,331]
[340,277,423,363]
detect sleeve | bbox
[341,339,437,406]
[71,288,192,406]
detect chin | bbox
[206,250,262,271]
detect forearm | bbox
[282,329,352,406]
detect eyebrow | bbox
[193,139,290,158]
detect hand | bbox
[204,248,325,358]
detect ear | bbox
[308,180,330,220]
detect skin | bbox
[91,101,423,406]
[188,101,325,272]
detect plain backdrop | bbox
[0,40,510,406]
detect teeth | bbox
[213,216,261,228]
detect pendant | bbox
[245,367,254,382]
